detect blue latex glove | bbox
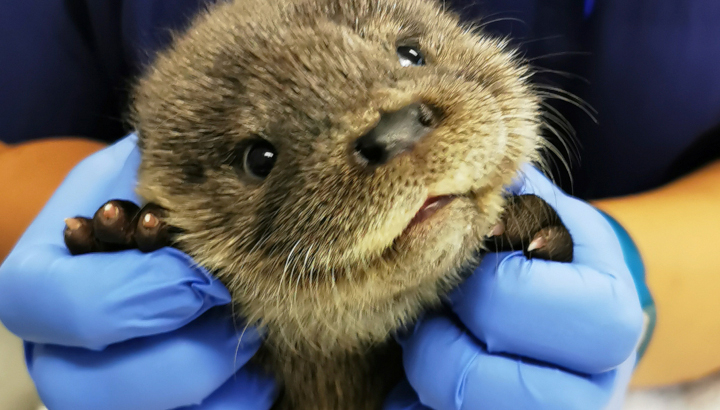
[384,165,645,410]
[0,134,277,410]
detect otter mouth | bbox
[404,195,457,231]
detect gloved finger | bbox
[603,351,637,410]
[178,364,277,410]
[0,134,232,349]
[449,164,643,373]
[386,355,638,410]
[450,250,642,374]
[383,378,430,410]
[0,246,231,349]
[399,314,617,410]
[28,307,270,410]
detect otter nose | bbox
[354,103,436,166]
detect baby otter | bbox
[63,0,573,408]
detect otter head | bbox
[132,0,542,352]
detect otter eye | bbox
[243,140,277,179]
[397,46,425,67]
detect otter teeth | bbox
[407,195,456,229]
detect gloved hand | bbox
[384,165,646,410]
[0,134,277,410]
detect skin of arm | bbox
[593,160,720,387]
[0,139,105,261]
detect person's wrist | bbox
[595,208,655,363]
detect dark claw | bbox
[63,200,176,256]
[486,194,574,263]
[135,204,175,252]
[64,217,97,255]
[92,200,141,246]
[525,225,573,263]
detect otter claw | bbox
[63,200,175,255]
[64,217,83,231]
[102,202,119,220]
[526,234,547,252]
[142,212,160,229]
[487,223,505,237]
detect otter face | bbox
[132,0,541,348]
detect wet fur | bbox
[125,0,543,408]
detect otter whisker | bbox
[517,35,565,47]
[233,318,258,375]
[534,86,597,122]
[280,239,303,296]
[534,89,593,113]
[475,17,529,30]
[530,66,591,84]
[292,247,309,303]
[536,84,596,112]
[525,51,592,63]
[541,111,578,161]
[302,244,314,284]
[541,100,580,149]
[538,122,574,185]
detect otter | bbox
[62,0,573,408]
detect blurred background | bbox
[0,324,42,410]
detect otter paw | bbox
[63,200,175,255]
[486,194,574,263]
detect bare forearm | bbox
[0,138,106,261]
[593,160,720,387]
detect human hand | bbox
[384,165,645,410]
[0,134,276,410]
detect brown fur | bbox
[129,0,543,408]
